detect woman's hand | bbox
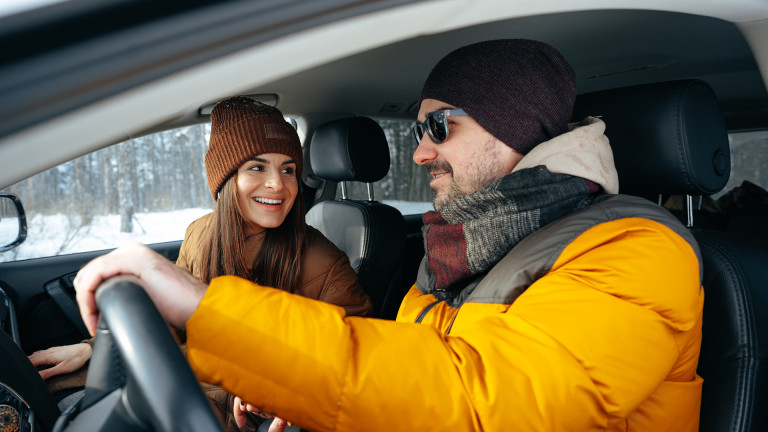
[28,342,92,380]
[233,396,291,432]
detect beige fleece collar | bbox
[512,116,619,194]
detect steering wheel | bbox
[55,275,221,431]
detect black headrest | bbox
[573,80,730,196]
[309,117,390,183]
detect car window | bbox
[337,118,434,215]
[715,130,768,198]
[0,117,433,262]
[0,124,215,262]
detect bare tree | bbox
[117,140,135,232]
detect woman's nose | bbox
[264,172,284,190]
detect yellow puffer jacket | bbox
[186,194,703,432]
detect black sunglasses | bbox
[412,108,468,145]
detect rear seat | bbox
[378,213,425,319]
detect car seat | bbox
[305,117,406,319]
[573,79,768,432]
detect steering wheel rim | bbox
[62,275,221,431]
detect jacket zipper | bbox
[445,313,458,335]
[414,299,442,323]
[414,298,460,336]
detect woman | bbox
[29,97,374,432]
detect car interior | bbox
[0,1,767,431]
[305,116,408,319]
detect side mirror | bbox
[0,193,27,252]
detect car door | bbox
[0,125,216,357]
[0,243,183,355]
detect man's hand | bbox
[28,343,92,380]
[74,242,207,335]
[233,396,291,432]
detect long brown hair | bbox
[199,173,307,293]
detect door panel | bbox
[0,240,182,355]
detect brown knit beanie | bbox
[205,97,303,200]
[419,39,576,155]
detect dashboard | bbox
[1,287,37,432]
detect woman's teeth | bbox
[254,197,282,205]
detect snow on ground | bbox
[0,208,213,262]
[0,201,433,262]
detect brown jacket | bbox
[177,213,373,431]
[177,213,373,317]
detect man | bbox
[75,40,704,431]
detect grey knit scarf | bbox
[421,166,598,292]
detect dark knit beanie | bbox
[419,39,576,155]
[205,97,303,200]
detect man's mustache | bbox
[426,160,452,176]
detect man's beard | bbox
[426,138,511,212]
[427,159,502,212]
[426,160,456,212]
[433,177,464,213]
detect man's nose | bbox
[413,136,438,165]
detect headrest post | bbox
[657,194,663,206]
[340,182,348,200]
[685,194,694,228]
[366,183,375,202]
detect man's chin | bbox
[433,193,454,213]
[433,184,474,213]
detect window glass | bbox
[0,117,433,262]
[0,124,215,262]
[0,0,67,18]
[337,119,434,215]
[715,130,768,198]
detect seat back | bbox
[574,79,768,432]
[306,117,406,319]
